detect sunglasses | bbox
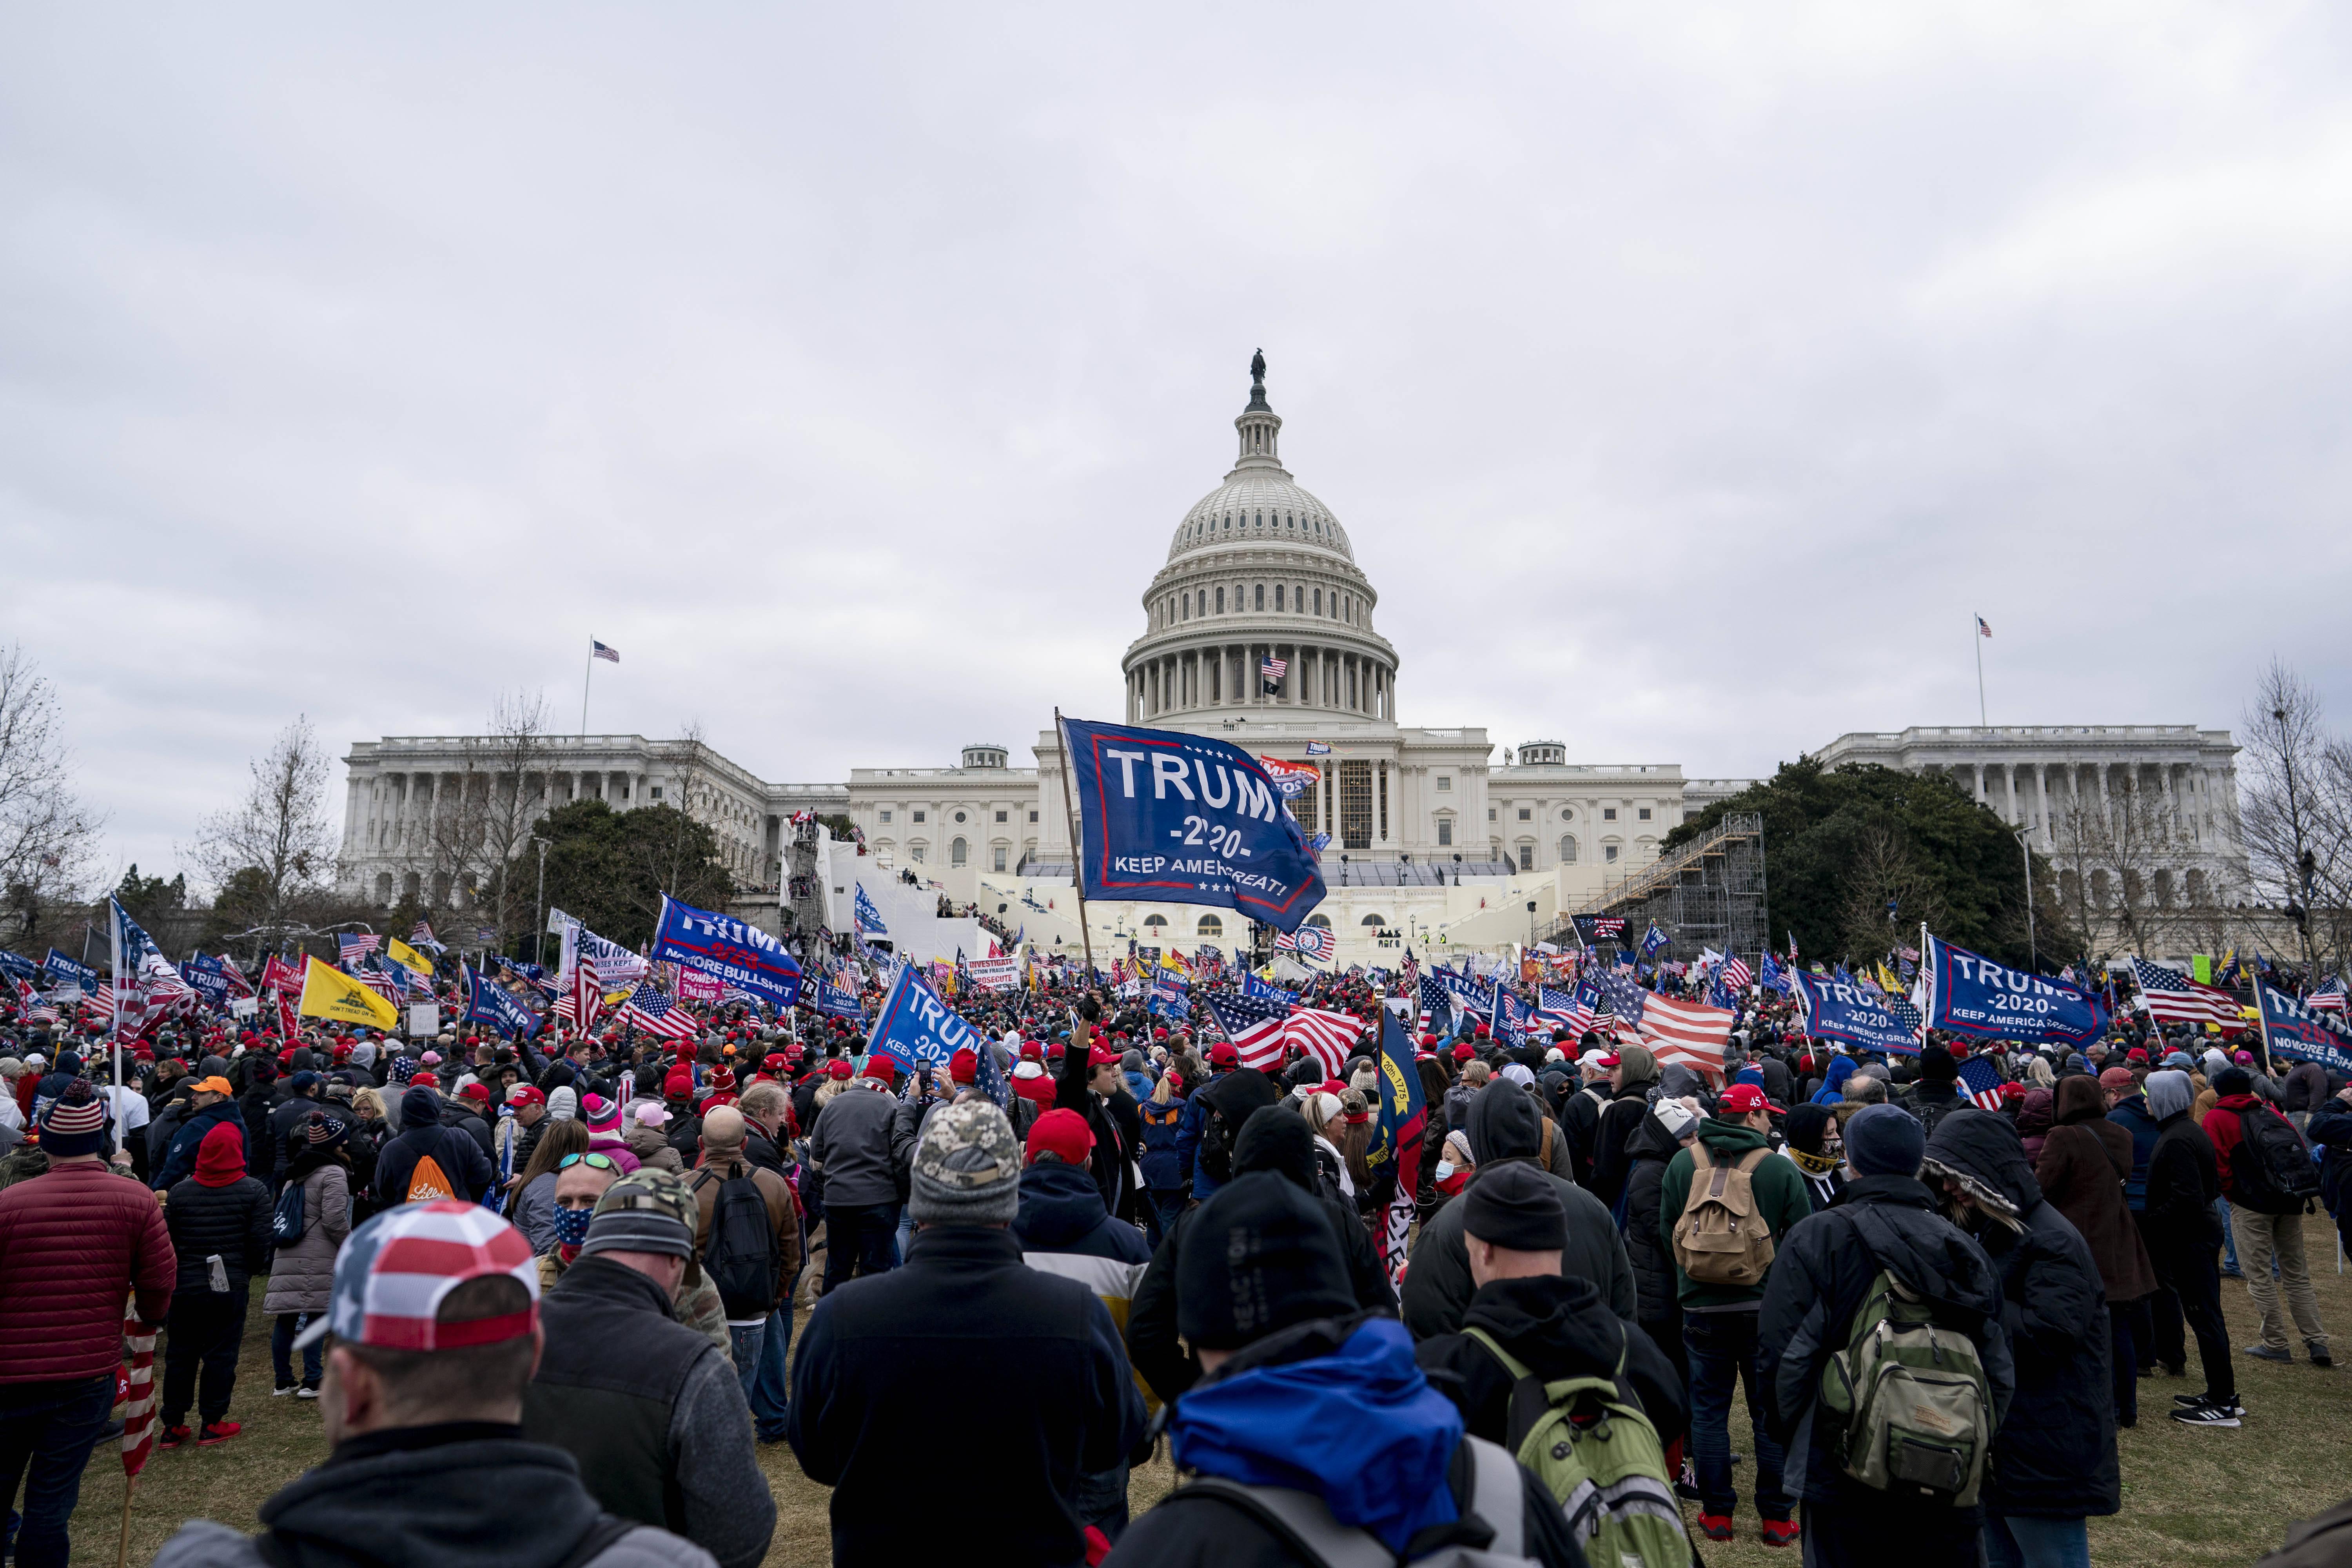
[556,1152,618,1171]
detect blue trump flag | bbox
[1149,971,1191,1021]
[43,949,96,993]
[808,981,866,1022]
[461,963,543,1040]
[1641,922,1668,959]
[866,959,987,1074]
[853,884,888,940]
[0,951,38,986]
[2259,983,2352,1075]
[1920,933,2106,1047]
[649,894,804,1010]
[1060,715,1327,934]
[1793,969,1922,1056]
[182,953,231,1007]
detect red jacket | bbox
[2202,1093,2272,1204]
[0,1161,176,1383]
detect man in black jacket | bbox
[1125,1105,1398,1406]
[1402,1081,1636,1339]
[160,1122,275,1447]
[1414,1162,1686,1446]
[790,1101,1144,1568]
[154,1076,245,1192]
[1586,1043,1661,1212]
[1921,1109,2119,1565]
[2143,1069,2239,1426]
[265,1072,338,1189]
[1897,1046,1969,1140]
[374,1083,495,1206]
[522,1171,772,1568]
[1757,1104,2015,1568]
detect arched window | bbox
[1275,584,1284,610]
[1360,913,1389,927]
[1254,583,1265,610]
[1559,834,1578,863]
[1196,915,1223,936]
[1181,592,1191,619]
[1304,913,1333,929]
[1216,586,1225,612]
[402,871,421,900]
[1314,587,1322,613]
[374,872,394,903]
[1143,913,1169,930]
[951,837,968,867]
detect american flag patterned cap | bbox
[294,1200,538,1351]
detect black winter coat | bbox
[1922,1110,2118,1520]
[1586,1085,1653,1211]
[1416,1273,1686,1445]
[1619,1109,1681,1323]
[1756,1173,2014,1510]
[1558,1082,1608,1189]
[163,1174,274,1295]
[2142,1111,2224,1255]
[2305,1102,2352,1223]
[1899,1078,1968,1141]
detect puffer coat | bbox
[263,1153,352,1316]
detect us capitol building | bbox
[338,356,2250,964]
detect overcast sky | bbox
[7,3,2350,889]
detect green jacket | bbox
[1658,1118,1815,1310]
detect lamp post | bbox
[2014,824,2037,975]
[532,837,550,965]
[1527,899,1538,949]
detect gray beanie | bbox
[907,1101,1022,1226]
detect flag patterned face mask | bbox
[551,1205,595,1249]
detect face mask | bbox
[552,1206,595,1248]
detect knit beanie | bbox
[194,1122,247,1187]
[2213,1066,2253,1098]
[578,1169,697,1260]
[1844,1103,1926,1178]
[907,1101,1021,1226]
[1919,1046,1959,1084]
[1176,1171,1355,1350]
[1462,1161,1566,1252]
[546,1085,578,1122]
[37,1080,109,1158]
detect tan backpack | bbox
[1671,1141,1776,1286]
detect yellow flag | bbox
[298,955,399,1029]
[387,937,433,978]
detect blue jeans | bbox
[1986,1513,2090,1568]
[748,1302,793,1441]
[2219,1197,2241,1272]
[1144,1190,1187,1251]
[272,1313,322,1389]
[1683,1310,1790,1522]
[0,1373,117,1568]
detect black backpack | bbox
[2232,1105,2322,1215]
[695,1169,778,1317]
[1198,1099,1241,1185]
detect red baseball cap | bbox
[826,1059,854,1080]
[508,1085,546,1109]
[1207,1042,1239,1068]
[459,1082,491,1104]
[1025,1107,1094,1167]
[1452,1042,1475,1062]
[1719,1083,1770,1114]
[1088,1044,1122,1067]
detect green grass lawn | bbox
[67,1214,2352,1566]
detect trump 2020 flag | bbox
[866,958,989,1074]
[650,894,804,1010]
[1060,715,1327,934]
[1920,933,2107,1048]
[853,884,889,940]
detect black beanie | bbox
[1920,1046,1958,1084]
[2213,1066,2252,1098]
[1461,1162,1565,1252]
[1232,1104,1317,1193]
[1176,1171,1354,1351]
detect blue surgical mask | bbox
[552,1206,594,1247]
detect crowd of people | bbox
[2,942,2350,1568]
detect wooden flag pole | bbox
[1051,710,1098,985]
[115,1473,139,1568]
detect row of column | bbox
[1129,642,1391,722]
[1960,759,2224,848]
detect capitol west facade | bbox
[336,359,2249,963]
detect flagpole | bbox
[581,641,594,735]
[114,1472,138,1568]
[2249,975,2279,1082]
[1051,709,1098,985]
[1973,616,1987,727]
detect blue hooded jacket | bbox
[1170,1318,1462,1553]
[1811,1056,1857,1106]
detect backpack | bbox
[1465,1326,1688,1568]
[1157,1434,1539,1568]
[1198,1098,1243,1185]
[405,1146,457,1204]
[1671,1141,1777,1287]
[2232,1105,2322,1215]
[271,1180,308,1244]
[695,1168,779,1318]
[1818,1267,1993,1506]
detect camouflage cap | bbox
[907,1100,1022,1226]
[578,1167,697,1260]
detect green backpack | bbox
[1818,1267,1993,1506]
[1465,1327,1690,1568]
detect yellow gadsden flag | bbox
[387,937,434,979]
[298,955,399,1030]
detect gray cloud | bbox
[4,3,2347,884]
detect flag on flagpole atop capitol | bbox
[593,640,620,663]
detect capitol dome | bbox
[1122,353,1398,728]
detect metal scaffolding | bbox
[1543,811,1769,965]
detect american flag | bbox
[1399,949,1419,990]
[1284,1007,1366,1077]
[616,979,698,1040]
[1591,969,1648,1028]
[1534,986,1579,1032]
[1719,950,1754,991]
[216,954,254,999]
[569,958,605,1035]
[1588,916,1627,941]
[1956,1053,2007,1112]
[1636,993,1734,1081]
[121,1311,160,1478]
[2309,976,2346,1013]
[1261,655,1288,681]
[1977,615,1992,638]
[339,933,382,964]
[2131,958,2242,1027]
[1204,992,1287,1069]
[593,640,620,663]
[1883,993,1927,1044]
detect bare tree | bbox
[187,716,338,955]
[1837,824,1946,965]
[430,691,556,950]
[663,719,715,898]
[0,644,103,945]
[2046,777,2189,960]
[2239,659,2352,971]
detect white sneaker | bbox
[296,1385,321,1400]
[272,1384,298,1398]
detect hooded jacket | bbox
[1657,1113,1815,1312]
[1414,1273,1687,1447]
[1921,1110,2118,1520]
[148,1426,717,1568]
[1809,1056,1857,1107]
[1105,1314,1584,1568]
[1619,1107,1685,1321]
[1125,1108,1397,1406]
[2105,1091,2161,1211]
[152,1097,246,1192]
[2204,1091,2302,1207]
[1400,1082,1636,1339]
[1017,1159,1152,1335]
[2144,1108,2225,1255]
[373,1085,495,1206]
[1756,1171,2013,1510]
[2035,1078,2156,1305]
[1587,1044,1660,1210]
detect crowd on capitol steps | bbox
[6,917,2352,1568]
